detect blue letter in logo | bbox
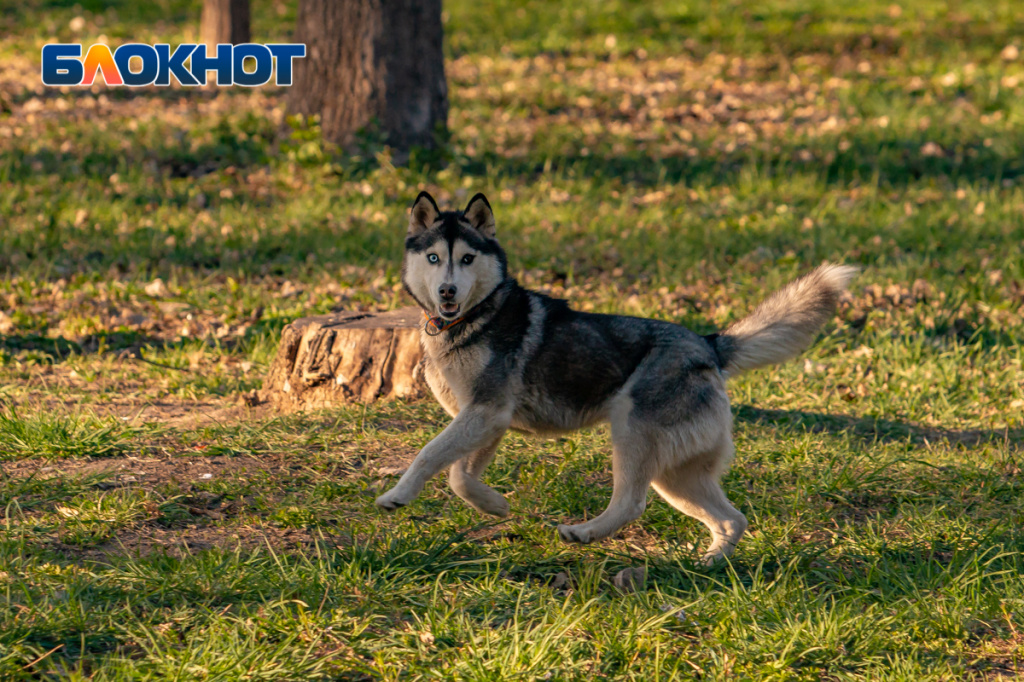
[190,43,233,86]
[268,44,306,86]
[114,44,159,86]
[41,44,84,86]
[154,44,199,86]
[233,44,273,86]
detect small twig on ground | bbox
[117,348,192,373]
[21,644,64,671]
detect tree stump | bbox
[262,308,428,410]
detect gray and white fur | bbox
[376,191,856,563]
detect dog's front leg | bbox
[448,435,508,517]
[375,404,511,511]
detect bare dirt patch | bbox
[46,523,334,563]
[3,450,364,562]
[4,384,275,427]
[2,451,269,482]
[967,632,1024,680]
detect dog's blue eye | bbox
[427,253,439,264]
[461,254,475,265]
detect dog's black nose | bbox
[439,284,457,301]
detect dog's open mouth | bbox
[438,303,461,319]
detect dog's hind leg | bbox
[652,437,747,565]
[557,423,657,544]
[448,435,509,517]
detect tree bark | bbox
[200,0,251,46]
[261,308,428,410]
[288,0,448,153]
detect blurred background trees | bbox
[200,0,251,46]
[197,0,449,155]
[288,0,448,155]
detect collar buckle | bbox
[423,311,466,336]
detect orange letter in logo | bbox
[81,44,123,86]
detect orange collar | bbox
[423,310,466,336]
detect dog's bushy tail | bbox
[708,263,857,377]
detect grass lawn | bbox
[2,0,1023,678]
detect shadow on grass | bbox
[0,328,257,364]
[0,333,83,360]
[457,126,1024,189]
[11,78,1024,191]
[4,119,274,185]
[735,404,1024,452]
[448,0,1024,62]
[15,519,1021,600]
[0,330,177,361]
[5,526,1019,678]
[7,123,1022,281]
[639,526,1024,615]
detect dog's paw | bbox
[699,542,735,567]
[700,551,724,566]
[557,523,594,544]
[375,490,409,511]
[474,488,510,517]
[477,495,510,518]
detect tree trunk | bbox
[200,0,251,46]
[288,0,448,153]
[261,308,428,410]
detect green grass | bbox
[1,0,1023,679]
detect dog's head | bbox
[402,191,508,320]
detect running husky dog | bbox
[376,191,855,563]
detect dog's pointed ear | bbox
[464,193,496,239]
[408,191,440,236]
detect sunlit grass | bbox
[0,0,1022,679]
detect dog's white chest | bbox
[440,345,492,407]
[422,335,493,412]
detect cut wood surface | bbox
[262,307,428,410]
